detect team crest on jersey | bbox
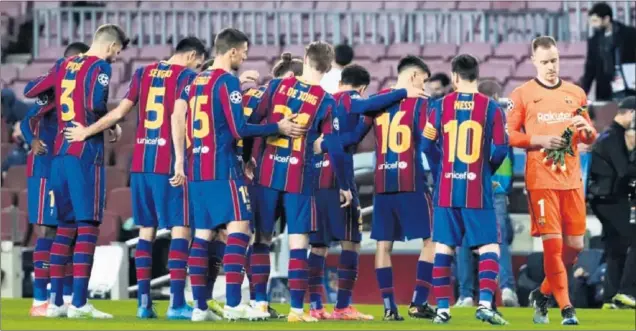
[184,84,190,95]
[351,94,361,99]
[98,73,109,86]
[230,91,243,104]
[505,99,514,112]
[333,118,340,130]
[36,94,49,106]
[564,96,573,105]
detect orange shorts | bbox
[526,188,586,237]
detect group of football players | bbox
[21,22,595,326]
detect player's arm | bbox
[506,88,564,150]
[337,115,373,149]
[23,58,63,98]
[86,61,112,117]
[20,103,52,155]
[349,89,407,114]
[490,104,509,174]
[420,101,441,154]
[320,104,350,191]
[170,84,189,187]
[571,95,597,144]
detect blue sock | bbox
[375,267,396,310]
[188,237,209,311]
[207,240,226,300]
[336,250,358,309]
[308,252,325,310]
[224,233,250,307]
[33,238,53,302]
[432,253,453,310]
[72,223,98,308]
[288,249,309,310]
[478,252,499,306]
[49,225,76,307]
[63,261,73,297]
[168,238,188,309]
[135,239,153,309]
[412,261,433,305]
[250,243,271,302]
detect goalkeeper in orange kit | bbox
[507,36,597,325]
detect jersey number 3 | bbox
[60,79,76,122]
[443,120,483,164]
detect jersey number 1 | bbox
[443,120,483,164]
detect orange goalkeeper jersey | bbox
[507,78,597,190]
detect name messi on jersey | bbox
[278,85,318,106]
[454,101,475,110]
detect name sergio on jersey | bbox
[444,171,477,180]
[377,160,408,170]
[137,137,167,146]
[269,154,299,165]
[537,112,573,124]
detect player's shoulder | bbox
[559,79,587,99]
[510,78,539,96]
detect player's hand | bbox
[63,121,88,142]
[313,135,324,154]
[571,115,593,133]
[404,85,427,99]
[239,70,260,86]
[30,139,47,155]
[532,135,566,150]
[339,189,353,208]
[170,161,186,187]
[277,114,307,138]
[244,158,256,181]
[108,124,122,143]
[11,122,23,142]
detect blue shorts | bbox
[254,185,316,236]
[371,189,433,241]
[433,207,500,248]
[130,173,192,229]
[310,189,362,246]
[189,180,252,230]
[50,156,105,222]
[27,177,57,226]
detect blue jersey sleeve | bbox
[124,66,143,104]
[87,61,112,116]
[349,88,406,114]
[421,99,441,154]
[177,70,197,102]
[20,96,55,145]
[23,58,64,98]
[319,100,350,191]
[489,103,508,173]
[332,114,373,150]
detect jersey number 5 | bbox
[376,111,411,154]
[144,87,166,129]
[443,120,483,164]
[60,79,76,122]
[190,96,210,139]
[266,105,310,151]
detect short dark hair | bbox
[64,42,89,57]
[532,36,557,52]
[589,2,613,21]
[477,80,502,98]
[340,64,371,88]
[429,73,450,87]
[175,37,207,58]
[397,55,430,76]
[618,96,636,114]
[334,44,354,67]
[94,24,129,49]
[272,52,303,77]
[305,41,334,73]
[451,54,479,81]
[214,28,250,55]
[201,58,214,71]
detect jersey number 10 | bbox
[443,120,483,164]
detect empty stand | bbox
[1,188,18,208]
[106,187,132,220]
[3,166,27,190]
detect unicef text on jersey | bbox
[444,171,478,181]
[377,161,409,170]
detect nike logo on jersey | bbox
[533,98,543,103]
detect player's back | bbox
[127,61,196,174]
[508,79,588,190]
[238,85,268,157]
[24,98,57,178]
[53,54,111,164]
[256,76,335,195]
[365,89,429,193]
[186,69,245,181]
[431,91,505,209]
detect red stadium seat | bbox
[561,42,586,58]
[240,60,272,79]
[19,62,54,81]
[139,45,172,60]
[492,1,527,11]
[458,1,492,10]
[354,44,387,62]
[247,45,281,62]
[114,144,134,171]
[279,1,314,10]
[10,82,28,100]
[17,189,27,212]
[281,44,306,58]
[384,1,419,11]
[350,1,384,11]
[513,60,536,80]
[503,78,528,97]
[492,42,530,63]
[1,64,19,84]
[0,209,28,241]
[105,167,129,193]
[240,1,277,10]
[458,42,493,63]
[421,1,458,10]
[1,188,18,208]
[365,79,382,96]
[34,46,66,62]
[527,1,562,11]
[204,1,240,9]
[315,1,349,11]
[479,62,512,85]
[4,165,27,189]
[422,44,457,61]
[106,187,133,219]
[486,57,518,72]
[98,210,121,245]
[386,44,422,59]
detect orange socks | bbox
[540,238,572,309]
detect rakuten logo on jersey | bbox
[269,154,299,165]
[193,146,210,154]
[377,161,408,170]
[444,172,477,180]
[136,137,167,146]
[537,112,572,124]
[314,160,330,168]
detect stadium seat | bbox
[281,44,306,58]
[17,189,27,212]
[240,60,271,79]
[1,122,9,142]
[458,1,492,10]
[204,1,240,9]
[4,165,27,189]
[422,44,457,61]
[479,62,511,85]
[503,78,529,97]
[457,42,493,63]
[19,62,54,80]
[421,1,457,10]
[105,167,129,193]
[34,45,66,61]
[138,45,173,60]
[1,142,13,161]
[349,1,384,11]
[561,41,586,58]
[98,210,121,245]
[1,64,19,84]
[491,1,527,11]
[114,144,134,171]
[513,60,535,79]
[527,1,562,11]
[248,45,281,62]
[492,42,529,63]
[386,44,422,59]
[486,57,518,72]
[106,187,133,219]
[241,1,277,10]
[354,44,386,62]
[315,1,349,11]
[384,1,419,11]
[1,188,18,208]
[365,79,381,96]
[0,209,28,241]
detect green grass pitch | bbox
[1,299,634,330]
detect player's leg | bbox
[307,189,335,319]
[430,207,462,324]
[495,194,518,307]
[463,208,508,325]
[130,173,158,318]
[455,237,475,307]
[205,228,226,317]
[370,193,401,321]
[284,193,318,322]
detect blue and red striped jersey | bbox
[20,94,57,178]
[422,92,508,209]
[24,55,112,164]
[185,69,279,181]
[248,76,347,195]
[125,62,196,174]
[238,85,267,158]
